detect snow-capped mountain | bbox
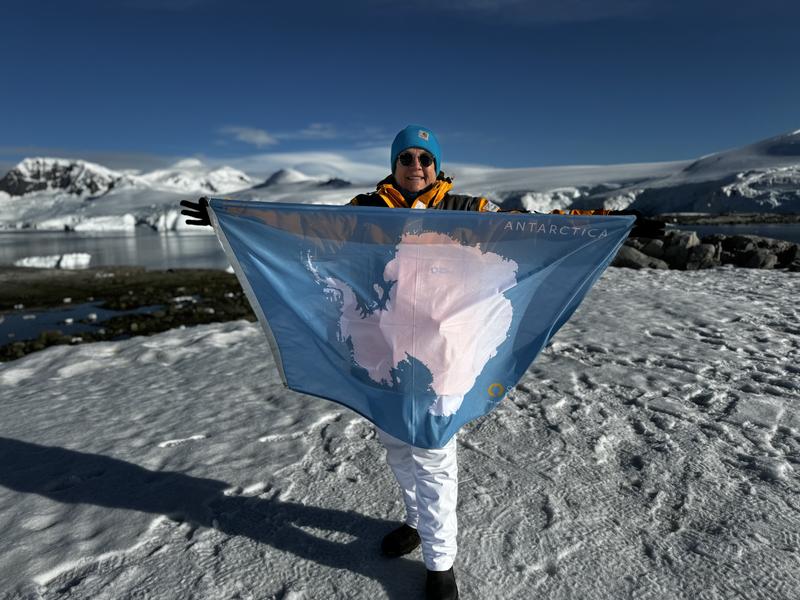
[0,158,138,197]
[0,128,798,231]
[0,157,253,198]
[139,159,252,194]
[568,129,800,213]
[254,168,315,188]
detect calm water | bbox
[0,301,164,343]
[1,223,799,272]
[0,230,229,270]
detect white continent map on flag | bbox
[307,231,518,416]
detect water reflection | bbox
[0,230,229,270]
[1,224,798,272]
[0,301,164,342]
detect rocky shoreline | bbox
[614,231,800,271]
[2,229,798,362]
[0,267,254,362]
[659,212,800,225]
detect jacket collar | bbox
[375,173,453,208]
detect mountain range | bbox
[0,129,797,231]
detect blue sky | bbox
[1,0,798,175]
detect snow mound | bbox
[74,214,137,232]
[722,166,800,200]
[14,252,91,269]
[519,188,583,213]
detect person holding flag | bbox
[181,125,654,600]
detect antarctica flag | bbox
[208,199,633,448]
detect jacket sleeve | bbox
[436,194,504,212]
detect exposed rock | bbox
[612,246,669,270]
[722,235,757,253]
[0,158,134,197]
[777,244,800,267]
[686,243,721,270]
[318,177,351,188]
[642,238,665,258]
[741,248,779,269]
[662,231,701,269]
[625,237,646,250]
[615,229,798,271]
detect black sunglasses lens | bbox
[398,152,433,168]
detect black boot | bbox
[426,568,458,600]
[381,523,421,557]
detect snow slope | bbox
[589,130,800,214]
[1,267,798,599]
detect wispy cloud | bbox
[218,123,389,148]
[218,126,278,148]
[278,123,339,141]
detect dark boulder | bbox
[641,238,665,258]
[612,246,669,269]
[686,243,721,270]
[740,248,778,269]
[662,231,701,269]
[777,244,800,267]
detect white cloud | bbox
[219,126,278,148]
[218,123,389,148]
[209,147,389,182]
[277,123,339,141]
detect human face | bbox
[393,147,436,193]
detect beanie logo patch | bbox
[417,130,429,141]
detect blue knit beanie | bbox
[391,125,441,174]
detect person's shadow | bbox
[0,436,423,599]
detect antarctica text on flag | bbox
[208,199,633,448]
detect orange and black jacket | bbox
[348,173,499,212]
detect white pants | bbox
[377,428,458,571]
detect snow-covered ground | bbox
[1,267,798,599]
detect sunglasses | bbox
[398,152,434,168]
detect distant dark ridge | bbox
[318,178,351,189]
[253,169,307,189]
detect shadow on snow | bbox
[0,436,422,599]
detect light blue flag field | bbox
[208,199,633,448]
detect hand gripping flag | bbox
[208,199,633,448]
